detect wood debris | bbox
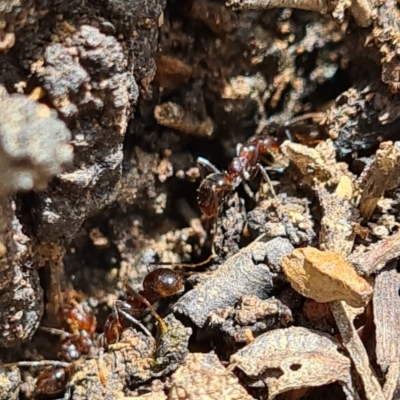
[358,141,400,221]
[230,326,356,399]
[349,230,400,276]
[331,301,384,400]
[174,238,294,327]
[169,352,255,400]
[282,247,372,307]
[373,262,400,400]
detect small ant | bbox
[2,269,185,398]
[2,296,97,399]
[102,268,184,346]
[197,135,281,220]
[196,113,325,248]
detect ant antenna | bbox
[149,252,216,270]
[285,112,324,126]
[123,282,168,335]
[38,326,71,339]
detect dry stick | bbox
[226,0,372,26]
[322,162,383,399]
[383,363,400,400]
[358,141,400,222]
[349,230,400,276]
[372,262,400,400]
[227,0,331,11]
[331,301,385,400]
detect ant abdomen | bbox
[197,173,233,218]
[35,365,74,399]
[142,268,184,299]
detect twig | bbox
[349,230,400,276]
[358,141,400,221]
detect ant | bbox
[196,113,326,248]
[197,135,281,220]
[2,295,97,399]
[2,269,185,398]
[102,267,185,346]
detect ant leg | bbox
[197,157,220,175]
[114,300,154,340]
[116,308,155,343]
[257,163,278,199]
[285,112,324,126]
[38,327,71,339]
[148,252,216,270]
[122,283,168,335]
[96,348,107,387]
[242,182,255,200]
[235,143,243,157]
[258,165,300,244]
[1,361,71,368]
[281,127,294,142]
[63,386,71,400]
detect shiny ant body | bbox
[196,114,325,221]
[103,268,184,345]
[197,135,281,219]
[3,115,324,399]
[34,300,97,399]
[2,299,97,399]
[3,268,184,399]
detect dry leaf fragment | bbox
[169,352,255,400]
[154,102,214,137]
[281,139,351,188]
[230,326,355,400]
[349,230,400,276]
[282,247,373,307]
[318,186,358,257]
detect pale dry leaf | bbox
[282,247,373,307]
[281,139,351,188]
[230,326,355,400]
[169,352,255,400]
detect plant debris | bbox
[169,352,255,400]
[230,326,355,399]
[282,247,373,307]
[373,262,400,400]
[2,0,400,399]
[174,238,294,328]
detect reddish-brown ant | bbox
[197,135,281,220]
[197,113,325,221]
[2,269,185,398]
[2,296,97,399]
[102,268,184,346]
